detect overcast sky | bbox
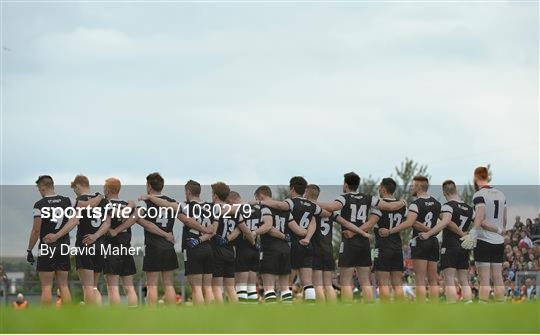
[2,2,538,187]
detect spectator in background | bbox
[514,216,524,230]
[519,231,534,249]
[12,293,28,309]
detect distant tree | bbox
[461,164,492,204]
[393,157,430,204]
[361,175,380,196]
[275,186,289,201]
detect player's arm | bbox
[446,221,465,237]
[335,215,372,238]
[177,213,213,234]
[27,217,41,252]
[287,219,307,237]
[359,213,380,232]
[253,214,272,236]
[259,198,290,211]
[109,214,137,237]
[137,216,173,240]
[299,217,317,245]
[420,212,451,239]
[237,222,255,244]
[76,194,105,208]
[139,194,180,211]
[43,216,80,243]
[317,200,343,212]
[376,198,406,211]
[82,216,111,245]
[268,227,287,240]
[320,208,332,218]
[227,226,241,242]
[387,210,417,235]
[412,221,430,232]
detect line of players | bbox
[27,166,507,305]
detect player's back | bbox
[373,198,406,250]
[138,195,176,249]
[337,192,379,240]
[33,195,75,245]
[285,197,320,235]
[260,206,290,250]
[473,187,506,244]
[441,200,474,248]
[237,204,262,249]
[313,212,335,257]
[180,201,213,250]
[409,196,441,238]
[76,193,110,244]
[108,199,132,246]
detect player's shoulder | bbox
[159,195,177,203]
[109,198,128,206]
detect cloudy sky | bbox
[2,2,538,186]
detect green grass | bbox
[1,302,539,333]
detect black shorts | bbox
[312,251,335,271]
[184,243,214,276]
[338,238,372,268]
[37,254,71,272]
[474,239,504,264]
[290,242,313,269]
[235,246,260,273]
[213,255,235,278]
[373,247,403,272]
[75,242,105,272]
[410,237,439,262]
[142,245,178,272]
[260,246,291,275]
[440,245,470,270]
[103,252,136,276]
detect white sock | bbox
[304,285,316,301]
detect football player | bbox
[419,180,473,303]
[380,176,441,303]
[254,186,294,303]
[110,173,178,305]
[319,172,405,303]
[29,175,102,305]
[136,179,216,305]
[101,177,138,306]
[460,167,507,303]
[369,178,407,302]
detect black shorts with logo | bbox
[184,242,214,276]
[338,237,372,268]
[142,245,178,272]
[474,239,504,264]
[373,247,403,272]
[290,242,313,270]
[235,245,260,273]
[410,237,439,262]
[440,245,470,270]
[260,242,291,275]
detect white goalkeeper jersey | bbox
[472,186,506,244]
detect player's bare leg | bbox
[413,259,427,303]
[490,263,505,302]
[202,273,214,304]
[105,274,121,305]
[224,277,238,303]
[235,271,249,302]
[278,274,292,303]
[456,270,472,302]
[55,271,72,305]
[376,271,391,302]
[356,266,373,303]
[93,272,103,305]
[162,270,177,305]
[390,271,404,301]
[323,271,336,303]
[39,271,54,305]
[145,271,159,306]
[121,275,138,307]
[298,267,315,302]
[313,269,326,301]
[442,268,457,303]
[427,261,439,303]
[339,267,355,303]
[212,277,224,304]
[188,274,204,305]
[247,271,258,302]
[476,263,491,302]
[78,269,96,304]
[262,273,277,302]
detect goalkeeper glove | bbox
[213,235,228,246]
[26,250,35,265]
[460,228,478,250]
[186,237,201,249]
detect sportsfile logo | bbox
[40,202,253,222]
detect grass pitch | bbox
[1,302,539,333]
